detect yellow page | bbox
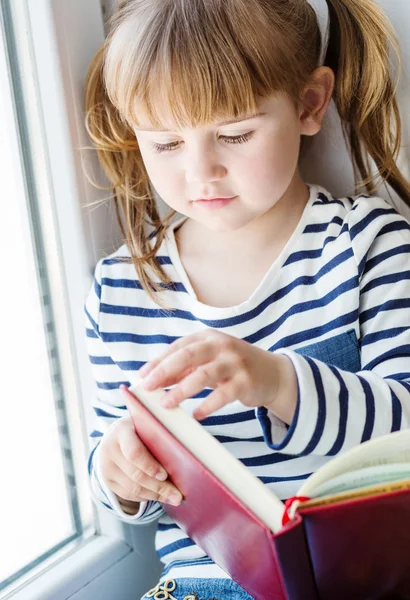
[298,429,410,500]
[299,478,410,510]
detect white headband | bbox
[308,0,331,66]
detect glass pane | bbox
[0,1,94,595]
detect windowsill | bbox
[5,535,132,600]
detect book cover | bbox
[121,381,410,600]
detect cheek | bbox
[139,151,181,198]
[242,124,301,190]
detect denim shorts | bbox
[140,577,255,600]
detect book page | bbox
[300,478,410,510]
[308,463,410,499]
[297,429,410,499]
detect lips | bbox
[194,196,238,209]
[194,196,235,202]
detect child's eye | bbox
[151,131,254,154]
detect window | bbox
[0,1,95,595]
[0,1,150,598]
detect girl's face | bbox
[133,92,313,232]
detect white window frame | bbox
[1,1,160,598]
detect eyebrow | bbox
[134,112,266,132]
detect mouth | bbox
[193,196,238,209]
[193,196,236,202]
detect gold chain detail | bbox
[145,579,177,600]
[145,579,218,600]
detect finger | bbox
[117,420,168,481]
[192,381,239,420]
[161,361,232,408]
[138,331,206,378]
[106,464,160,502]
[109,460,183,505]
[143,339,217,390]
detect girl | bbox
[84,0,410,598]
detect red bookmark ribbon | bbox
[281,495,311,526]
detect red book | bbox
[121,380,410,600]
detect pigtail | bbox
[324,0,410,206]
[83,43,176,310]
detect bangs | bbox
[103,0,297,131]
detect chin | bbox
[201,215,256,233]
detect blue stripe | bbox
[349,207,397,241]
[103,257,131,265]
[358,376,375,441]
[362,245,410,279]
[326,366,349,456]
[315,193,346,207]
[158,537,196,559]
[94,277,101,299]
[104,255,173,267]
[87,442,99,475]
[102,277,186,293]
[360,298,410,325]
[284,230,348,267]
[101,331,180,344]
[258,473,313,483]
[158,522,180,531]
[377,220,410,236]
[94,407,121,418]
[90,355,116,365]
[304,215,344,233]
[362,344,410,371]
[214,435,265,443]
[161,556,215,575]
[143,503,163,519]
[86,327,98,338]
[301,357,326,454]
[268,309,358,351]
[390,387,402,432]
[96,380,130,390]
[84,307,99,335]
[387,373,410,381]
[361,271,410,294]
[285,247,324,266]
[200,409,256,426]
[241,451,305,467]
[90,429,103,438]
[256,384,301,452]
[361,328,409,346]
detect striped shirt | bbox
[84,183,410,583]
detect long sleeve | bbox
[84,257,164,524]
[258,197,410,456]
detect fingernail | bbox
[139,363,151,378]
[143,375,157,390]
[155,470,168,481]
[168,494,183,506]
[161,395,174,408]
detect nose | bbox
[185,146,227,184]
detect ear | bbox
[299,67,335,136]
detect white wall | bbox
[300,0,410,221]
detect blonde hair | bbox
[84,0,410,309]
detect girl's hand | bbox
[138,330,297,423]
[99,416,183,510]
